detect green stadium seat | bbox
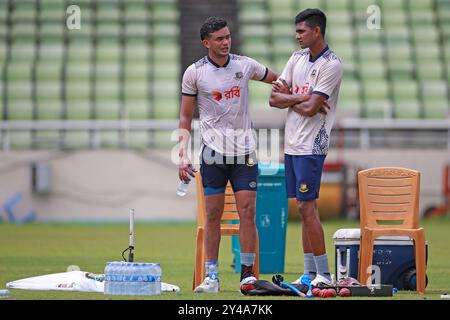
[7,79,33,120]
[409,0,433,10]
[96,42,121,62]
[392,80,420,118]
[11,1,36,22]
[125,99,149,120]
[326,0,350,11]
[366,100,391,119]
[242,41,271,59]
[41,1,64,21]
[9,132,32,149]
[363,80,391,118]
[36,60,61,120]
[153,41,178,63]
[271,21,293,38]
[417,62,444,81]
[240,2,268,24]
[338,79,361,117]
[0,1,7,21]
[241,24,271,39]
[273,37,297,55]
[386,42,414,80]
[327,26,353,44]
[295,0,322,11]
[128,23,149,39]
[10,40,35,62]
[152,1,178,22]
[359,56,386,80]
[411,26,439,44]
[64,131,91,149]
[409,10,434,25]
[421,80,449,119]
[327,10,351,28]
[268,0,292,21]
[248,81,271,110]
[66,73,91,120]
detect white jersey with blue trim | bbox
[182,54,268,156]
[279,46,343,155]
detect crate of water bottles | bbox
[104,262,161,296]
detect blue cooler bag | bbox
[334,228,428,290]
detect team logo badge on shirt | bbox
[246,158,256,167]
[249,181,257,188]
[299,183,309,193]
[234,72,243,80]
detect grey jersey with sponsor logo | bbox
[182,54,268,156]
[279,46,343,155]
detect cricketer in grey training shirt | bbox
[182,54,268,157]
[279,46,343,156]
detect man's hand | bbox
[271,78,291,94]
[179,157,197,183]
[292,99,331,116]
[318,100,331,115]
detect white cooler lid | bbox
[333,228,412,241]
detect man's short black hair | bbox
[200,17,228,40]
[295,8,326,37]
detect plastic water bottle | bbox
[122,263,131,295]
[208,263,219,292]
[127,263,136,295]
[153,263,162,295]
[111,262,118,295]
[104,262,112,295]
[114,262,123,295]
[0,289,11,299]
[177,165,195,196]
[134,263,143,295]
[176,181,189,196]
[118,262,127,295]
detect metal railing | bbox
[1,118,449,151]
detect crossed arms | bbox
[269,79,330,116]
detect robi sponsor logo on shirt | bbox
[211,86,241,101]
[294,82,312,95]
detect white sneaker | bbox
[311,274,333,287]
[194,277,219,293]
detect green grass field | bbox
[1,217,449,300]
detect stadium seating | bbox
[0,0,179,148]
[0,0,449,149]
[239,0,450,120]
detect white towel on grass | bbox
[6,271,180,293]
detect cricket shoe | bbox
[240,275,257,292]
[311,274,334,288]
[194,277,219,293]
[239,265,257,292]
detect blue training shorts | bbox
[285,154,326,201]
[200,146,258,196]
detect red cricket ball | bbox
[312,288,321,297]
[339,288,352,297]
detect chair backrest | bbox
[358,167,420,229]
[195,173,239,227]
